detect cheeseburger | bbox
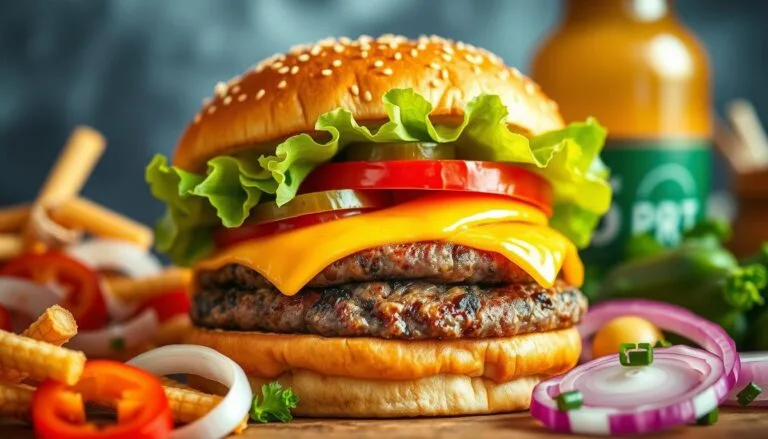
[146,34,611,417]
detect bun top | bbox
[173,34,564,171]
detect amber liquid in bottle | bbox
[532,0,712,269]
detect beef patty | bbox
[197,241,534,289]
[191,279,587,339]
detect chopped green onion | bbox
[110,337,126,351]
[619,342,653,366]
[654,339,672,348]
[737,382,762,407]
[696,408,718,426]
[556,390,583,411]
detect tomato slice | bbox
[300,160,553,216]
[215,209,370,248]
[0,305,11,331]
[138,289,190,323]
[0,252,108,330]
[32,360,172,439]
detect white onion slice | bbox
[66,239,163,320]
[128,345,252,439]
[0,276,62,317]
[67,308,159,357]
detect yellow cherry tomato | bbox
[591,316,664,358]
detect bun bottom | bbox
[249,370,542,418]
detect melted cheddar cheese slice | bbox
[196,193,582,295]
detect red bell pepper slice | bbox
[32,360,172,439]
[139,289,190,323]
[0,252,108,330]
[299,160,554,215]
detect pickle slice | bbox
[343,142,456,161]
[249,189,393,225]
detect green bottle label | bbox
[582,140,712,268]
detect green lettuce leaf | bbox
[146,88,611,265]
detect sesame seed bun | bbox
[173,34,564,171]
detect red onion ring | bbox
[531,299,739,436]
[724,351,768,407]
[577,299,739,388]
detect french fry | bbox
[0,203,30,233]
[153,315,192,346]
[0,305,80,383]
[0,329,85,385]
[162,383,248,433]
[50,197,153,251]
[0,234,23,260]
[24,126,105,250]
[34,127,106,208]
[107,268,192,304]
[0,382,34,423]
[23,305,78,346]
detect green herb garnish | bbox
[250,382,299,423]
[696,408,719,426]
[109,337,125,351]
[619,342,653,366]
[654,339,672,348]
[737,382,762,407]
[556,390,583,411]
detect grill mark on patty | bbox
[191,280,587,340]
[197,241,534,290]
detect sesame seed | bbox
[232,85,241,94]
[410,48,418,57]
[333,44,344,53]
[271,62,284,70]
[510,67,522,78]
[525,82,536,94]
[298,53,310,62]
[442,53,452,62]
[290,65,300,75]
[456,41,466,50]
[360,50,369,59]
[441,68,449,80]
[363,91,373,102]
[318,38,335,47]
[393,52,402,60]
[289,44,308,54]
[332,59,342,67]
[256,89,266,100]
[310,45,322,56]
[237,94,247,102]
[388,41,398,49]
[278,66,290,74]
[223,96,232,105]
[202,97,212,106]
[430,62,441,70]
[321,69,333,76]
[417,43,427,51]
[360,42,371,51]
[378,44,388,50]
[499,70,510,80]
[278,80,287,89]
[339,36,352,44]
[350,84,360,96]
[373,60,384,68]
[442,45,454,55]
[418,35,429,44]
[359,35,373,43]
[214,81,228,97]
[207,105,216,114]
[194,113,202,123]
[382,67,393,76]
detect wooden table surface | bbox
[3,408,767,438]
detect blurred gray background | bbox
[0,0,764,227]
